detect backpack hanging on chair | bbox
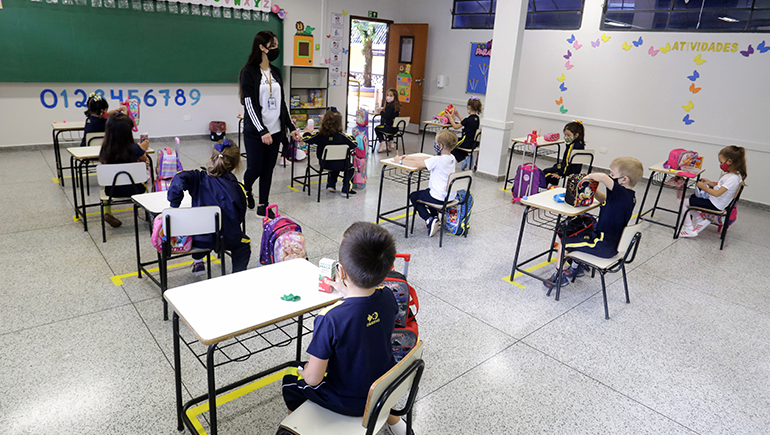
[380,254,419,362]
[444,190,474,236]
[154,137,183,192]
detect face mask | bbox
[386,96,395,103]
[433,141,442,155]
[266,47,280,62]
[564,136,574,145]
[720,162,730,172]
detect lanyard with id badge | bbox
[262,69,277,110]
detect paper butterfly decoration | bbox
[693,54,706,65]
[740,44,754,57]
[559,83,568,92]
[689,83,701,94]
[555,97,563,105]
[565,61,574,70]
[564,50,572,59]
[567,34,576,43]
[557,73,566,82]
[591,38,600,48]
[687,70,700,82]
[601,33,611,43]
[632,37,643,47]
[342,47,349,54]
[622,41,632,51]
[683,114,695,125]
[559,105,568,114]
[660,43,671,53]
[681,101,694,112]
[648,46,659,57]
[758,41,769,53]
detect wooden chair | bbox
[276,341,425,435]
[564,223,642,320]
[676,183,745,250]
[96,162,147,243]
[412,171,473,247]
[158,206,225,320]
[302,145,354,202]
[455,129,481,172]
[561,150,595,187]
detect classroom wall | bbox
[400,0,770,205]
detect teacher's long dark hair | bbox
[238,30,277,105]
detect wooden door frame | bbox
[345,15,394,130]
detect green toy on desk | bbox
[281,294,301,302]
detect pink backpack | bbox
[664,149,699,170]
[155,139,184,192]
[352,133,368,188]
[259,205,306,265]
[151,214,192,254]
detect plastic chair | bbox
[81,132,105,194]
[276,341,425,435]
[412,171,473,248]
[676,183,744,250]
[561,150,595,187]
[456,129,481,171]
[564,223,642,320]
[302,145,354,202]
[158,206,225,320]
[96,162,147,243]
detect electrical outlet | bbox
[184,115,192,122]
[599,147,608,154]
[445,76,450,86]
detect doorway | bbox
[346,17,390,133]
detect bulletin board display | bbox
[466,41,492,95]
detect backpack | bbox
[154,142,183,192]
[381,254,419,362]
[352,132,368,188]
[209,121,226,141]
[512,163,546,201]
[700,208,738,232]
[557,213,597,239]
[123,98,140,132]
[444,190,473,236]
[259,205,307,265]
[286,136,307,162]
[664,149,699,170]
[151,214,192,254]
[565,173,598,207]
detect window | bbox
[452,0,585,30]
[602,0,770,32]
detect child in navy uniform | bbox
[167,139,251,274]
[374,88,401,153]
[544,156,643,290]
[282,222,407,433]
[542,121,586,187]
[446,97,482,168]
[81,93,127,147]
[301,108,358,196]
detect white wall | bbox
[399,0,770,205]
[0,83,241,147]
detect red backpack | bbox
[380,253,419,362]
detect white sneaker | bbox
[692,220,711,234]
[679,228,698,238]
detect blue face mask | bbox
[433,141,442,155]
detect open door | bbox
[385,24,429,134]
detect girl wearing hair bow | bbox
[167,139,252,274]
[446,97,482,169]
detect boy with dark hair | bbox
[282,222,408,433]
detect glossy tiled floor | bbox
[2,132,768,435]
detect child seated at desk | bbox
[542,121,586,187]
[167,139,251,274]
[445,97,482,168]
[98,112,149,228]
[282,222,408,434]
[544,157,643,290]
[81,93,127,147]
[301,107,358,196]
[397,129,458,237]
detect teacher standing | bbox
[239,30,301,217]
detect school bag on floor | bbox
[154,138,184,192]
[259,205,307,265]
[444,190,474,236]
[512,163,546,201]
[380,254,419,362]
[352,133,368,188]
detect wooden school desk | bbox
[66,146,155,231]
[509,187,601,301]
[51,121,85,186]
[375,154,430,239]
[419,120,461,153]
[165,259,342,435]
[635,161,705,238]
[504,136,564,192]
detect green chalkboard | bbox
[0,0,283,83]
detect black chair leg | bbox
[317,172,322,203]
[207,253,212,279]
[720,221,729,250]
[621,264,630,303]
[600,272,609,320]
[439,206,446,248]
[101,202,107,243]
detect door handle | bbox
[414,78,423,87]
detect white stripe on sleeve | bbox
[245,97,263,131]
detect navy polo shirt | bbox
[595,179,636,248]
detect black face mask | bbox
[266,47,280,62]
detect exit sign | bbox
[368,11,378,18]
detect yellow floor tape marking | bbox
[287,178,322,193]
[373,210,416,224]
[502,258,557,289]
[72,207,134,222]
[53,173,96,184]
[186,369,288,435]
[110,258,222,286]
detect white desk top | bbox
[52,121,86,131]
[381,153,432,171]
[66,146,155,160]
[520,187,601,217]
[509,136,564,149]
[164,259,342,346]
[132,190,192,214]
[648,161,706,178]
